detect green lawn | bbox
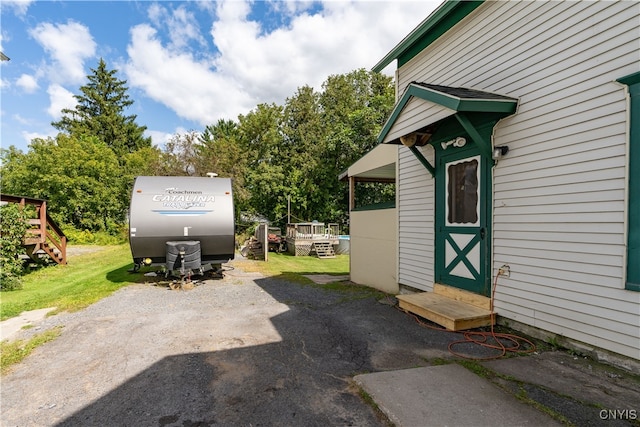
[233,252,350,284]
[1,246,352,321]
[0,245,358,375]
[0,244,137,321]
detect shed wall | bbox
[395,0,640,359]
[350,208,398,294]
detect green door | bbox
[435,143,491,296]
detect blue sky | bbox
[1,0,440,153]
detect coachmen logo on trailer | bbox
[128,176,235,279]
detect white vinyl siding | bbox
[395,1,640,359]
[398,144,435,291]
[384,98,455,143]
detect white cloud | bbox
[12,113,33,125]
[29,20,96,85]
[272,1,318,16]
[22,129,55,145]
[1,0,34,17]
[16,74,39,93]
[167,6,208,50]
[125,0,438,126]
[146,129,178,148]
[46,84,75,119]
[125,24,253,125]
[146,3,207,51]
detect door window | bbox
[446,157,479,226]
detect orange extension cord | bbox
[395,272,537,361]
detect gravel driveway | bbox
[1,263,460,426]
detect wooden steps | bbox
[1,194,67,265]
[312,241,335,258]
[397,283,494,331]
[25,242,65,264]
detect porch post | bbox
[349,176,355,212]
[40,201,47,242]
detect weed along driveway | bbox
[1,259,455,426]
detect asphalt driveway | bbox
[3,260,638,427]
[1,263,462,426]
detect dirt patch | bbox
[303,274,350,284]
[65,245,112,257]
[0,307,57,341]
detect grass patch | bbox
[355,384,394,427]
[456,359,574,425]
[233,252,388,302]
[1,244,137,320]
[456,359,495,379]
[429,357,452,366]
[1,327,63,374]
[233,252,349,281]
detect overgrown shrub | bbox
[0,204,28,291]
[64,226,127,245]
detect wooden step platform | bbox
[397,284,494,331]
[312,241,335,258]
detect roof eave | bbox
[372,0,483,73]
[377,83,517,143]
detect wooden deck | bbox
[286,222,339,257]
[397,283,494,331]
[1,194,67,265]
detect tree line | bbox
[0,59,396,239]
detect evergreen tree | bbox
[52,58,151,158]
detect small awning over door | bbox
[378,83,518,169]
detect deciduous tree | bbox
[0,134,125,233]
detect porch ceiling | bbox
[343,143,396,181]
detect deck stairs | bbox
[25,239,66,265]
[1,194,67,265]
[312,241,336,259]
[396,283,494,331]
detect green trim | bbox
[617,71,640,87]
[619,71,640,291]
[434,144,492,296]
[352,201,396,212]
[408,145,436,177]
[454,113,493,161]
[378,83,517,144]
[408,84,517,113]
[373,0,484,72]
[445,233,481,277]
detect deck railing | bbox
[1,194,67,265]
[286,222,339,240]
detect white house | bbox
[346,0,640,364]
